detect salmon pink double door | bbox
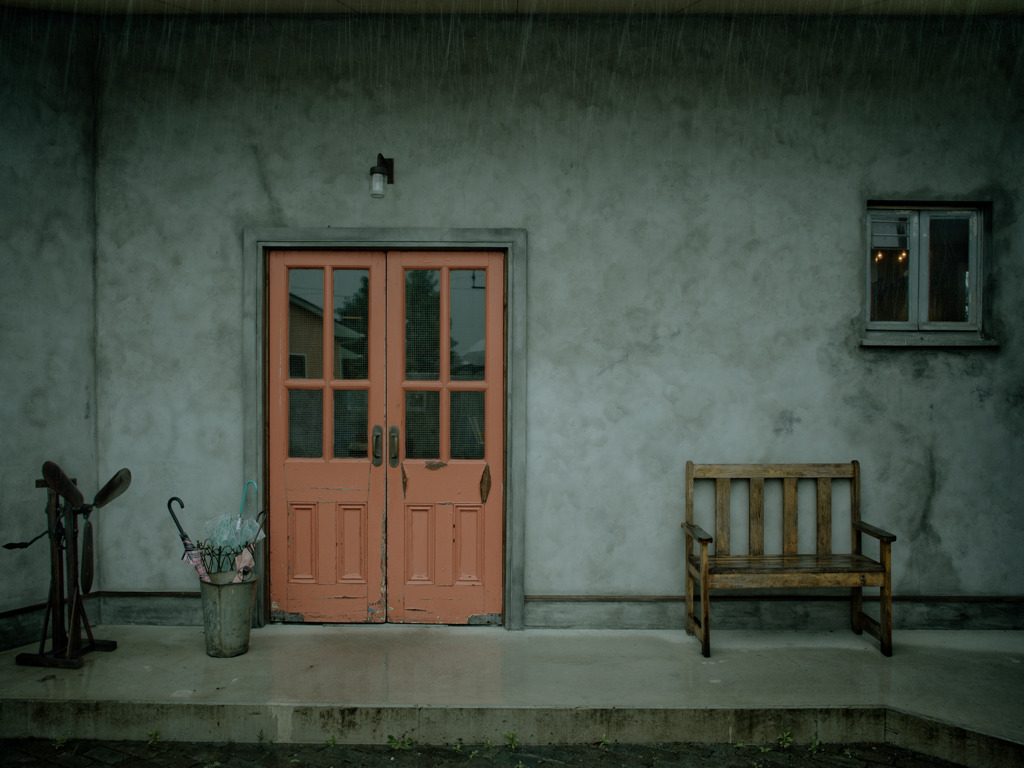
[267,250,505,624]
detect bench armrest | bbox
[681,522,713,544]
[854,520,897,543]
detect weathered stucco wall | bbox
[2,11,1022,634]
[0,13,97,614]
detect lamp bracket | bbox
[373,153,394,184]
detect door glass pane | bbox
[334,389,368,458]
[289,389,322,458]
[451,270,486,381]
[288,269,324,379]
[405,270,440,381]
[869,216,910,322]
[333,270,369,380]
[451,391,485,460]
[405,391,439,459]
[928,218,970,323]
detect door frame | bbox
[243,228,528,629]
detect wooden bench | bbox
[681,461,896,657]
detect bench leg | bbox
[685,561,695,636]
[851,586,864,635]
[699,582,710,658]
[685,564,709,655]
[699,548,710,657]
[880,543,893,657]
[684,551,711,656]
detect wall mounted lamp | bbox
[370,154,394,198]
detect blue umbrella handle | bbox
[238,480,257,518]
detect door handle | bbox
[371,425,383,467]
[388,426,400,467]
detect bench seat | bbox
[689,554,886,588]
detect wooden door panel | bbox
[338,503,368,581]
[405,504,436,583]
[455,504,485,583]
[269,249,503,625]
[386,251,505,624]
[287,502,317,582]
[269,250,386,623]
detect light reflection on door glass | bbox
[405,391,439,459]
[451,391,485,460]
[405,270,440,381]
[334,389,368,458]
[451,270,486,381]
[289,389,322,458]
[288,269,324,379]
[333,269,369,380]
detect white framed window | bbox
[863,203,995,347]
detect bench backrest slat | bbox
[817,478,832,555]
[715,478,731,555]
[749,476,764,556]
[783,477,799,555]
[686,461,861,557]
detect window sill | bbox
[860,332,999,348]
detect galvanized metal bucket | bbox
[200,571,256,658]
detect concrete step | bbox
[1,625,1021,768]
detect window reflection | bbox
[288,269,324,379]
[869,217,910,323]
[334,389,368,458]
[334,269,369,380]
[405,391,439,459]
[928,218,970,323]
[406,270,440,381]
[450,270,486,381]
[289,390,322,458]
[451,391,485,459]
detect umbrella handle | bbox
[167,497,188,539]
[238,480,257,519]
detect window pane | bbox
[334,389,368,458]
[288,269,324,379]
[451,391,485,460]
[405,270,440,381]
[450,270,487,381]
[405,391,439,459]
[869,216,910,322]
[928,218,970,323]
[289,390,322,458]
[333,270,369,380]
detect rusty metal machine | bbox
[4,461,131,669]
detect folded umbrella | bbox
[231,542,256,583]
[166,497,210,583]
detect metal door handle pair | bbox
[371,425,400,468]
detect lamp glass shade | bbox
[370,171,386,198]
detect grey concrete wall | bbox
[2,11,1022,630]
[0,12,98,615]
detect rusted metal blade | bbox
[42,461,84,507]
[93,468,131,509]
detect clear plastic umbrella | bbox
[204,480,263,549]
